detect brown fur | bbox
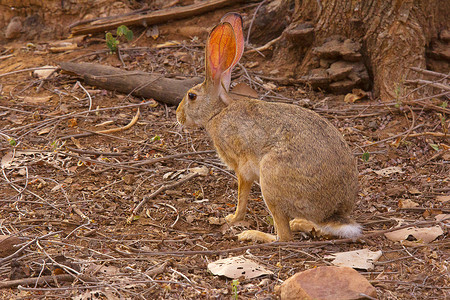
[176,14,360,241]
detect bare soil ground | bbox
[0,6,449,300]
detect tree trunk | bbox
[261,0,450,101]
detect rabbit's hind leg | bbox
[269,205,294,241]
[225,174,253,224]
[260,181,293,241]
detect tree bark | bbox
[264,0,450,101]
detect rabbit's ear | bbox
[220,13,244,92]
[205,22,237,91]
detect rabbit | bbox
[176,12,361,242]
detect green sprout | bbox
[394,84,402,108]
[151,135,161,142]
[362,152,370,162]
[106,25,133,53]
[429,144,439,151]
[231,279,239,300]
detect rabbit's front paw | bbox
[237,230,276,243]
[225,213,243,224]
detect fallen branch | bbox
[407,131,448,138]
[58,61,202,106]
[0,274,97,289]
[130,172,200,217]
[70,0,245,36]
[410,67,450,79]
[399,207,450,213]
[406,100,450,115]
[405,79,450,91]
[245,35,283,54]
[115,219,448,257]
[418,149,449,167]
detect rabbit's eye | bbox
[188,92,197,101]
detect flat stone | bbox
[349,62,370,90]
[285,23,315,46]
[313,39,343,59]
[341,39,362,61]
[440,29,450,42]
[278,266,377,300]
[313,36,362,61]
[302,68,330,88]
[0,235,22,258]
[320,58,335,68]
[5,17,22,39]
[329,80,356,94]
[327,61,354,81]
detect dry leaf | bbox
[49,43,78,53]
[208,216,225,225]
[208,255,273,279]
[436,195,450,203]
[185,215,195,223]
[398,199,419,209]
[84,263,120,276]
[1,151,14,169]
[73,290,119,300]
[374,166,404,177]
[408,187,421,195]
[23,95,52,104]
[262,82,277,90]
[51,184,63,192]
[33,65,58,79]
[435,214,450,222]
[344,89,367,103]
[189,166,209,176]
[95,120,114,127]
[384,226,444,243]
[37,127,51,135]
[325,248,382,270]
[146,25,159,40]
[156,41,180,48]
[245,61,259,68]
[67,118,78,128]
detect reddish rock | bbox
[313,36,361,61]
[278,266,377,300]
[285,23,315,47]
[327,61,354,81]
[5,17,22,39]
[0,235,22,258]
[440,29,450,42]
[329,80,355,94]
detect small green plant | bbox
[362,151,370,162]
[231,279,239,300]
[151,135,161,142]
[429,143,440,151]
[394,84,403,108]
[265,215,274,226]
[106,25,134,53]
[51,140,59,151]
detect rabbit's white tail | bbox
[319,222,362,239]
